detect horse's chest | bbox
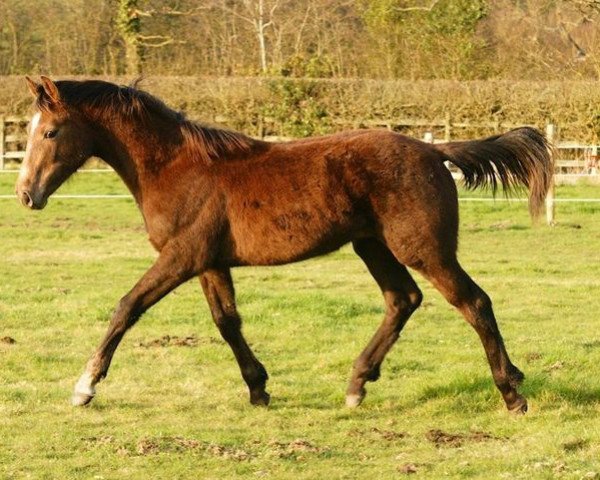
[141,198,186,251]
[144,212,174,251]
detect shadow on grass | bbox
[415,374,600,411]
[267,392,342,412]
[465,222,530,234]
[521,374,600,406]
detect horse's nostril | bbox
[21,190,33,208]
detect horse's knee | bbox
[386,287,422,319]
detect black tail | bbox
[435,127,554,218]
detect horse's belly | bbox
[226,210,362,266]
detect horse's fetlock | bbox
[474,292,492,311]
[222,302,238,317]
[258,363,269,380]
[366,364,381,382]
[408,289,423,310]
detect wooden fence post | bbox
[0,116,5,170]
[545,123,556,226]
[257,114,264,138]
[444,113,451,142]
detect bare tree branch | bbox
[141,38,186,48]
[394,0,440,12]
[134,6,211,18]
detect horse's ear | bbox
[40,76,60,104]
[25,76,40,98]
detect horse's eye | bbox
[44,130,58,139]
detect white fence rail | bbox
[2,117,598,224]
[2,116,599,174]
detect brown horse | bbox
[16,76,553,413]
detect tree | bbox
[360,0,488,79]
[217,0,280,73]
[116,0,143,74]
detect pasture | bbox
[1,171,599,479]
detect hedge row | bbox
[1,76,599,142]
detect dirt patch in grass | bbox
[133,437,329,461]
[205,443,253,461]
[426,429,498,448]
[348,427,408,442]
[135,334,224,348]
[262,439,330,460]
[562,438,589,452]
[134,437,217,457]
[398,463,419,474]
[525,352,542,362]
[544,360,566,372]
[85,435,253,460]
[370,427,407,441]
[1,336,16,344]
[83,435,115,446]
[84,435,328,461]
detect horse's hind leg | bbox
[346,238,422,407]
[418,259,527,413]
[200,269,270,406]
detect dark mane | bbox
[37,79,255,165]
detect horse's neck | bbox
[94,117,175,204]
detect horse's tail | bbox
[435,127,554,218]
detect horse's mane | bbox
[37,79,254,165]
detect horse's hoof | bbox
[345,394,363,408]
[72,392,95,407]
[72,372,96,406]
[346,388,367,408]
[250,390,270,407]
[508,395,528,414]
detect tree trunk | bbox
[116,0,143,75]
[257,0,268,73]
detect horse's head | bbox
[16,76,95,209]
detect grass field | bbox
[1,171,599,479]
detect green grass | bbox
[1,172,599,479]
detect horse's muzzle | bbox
[16,188,47,210]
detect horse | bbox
[16,76,553,413]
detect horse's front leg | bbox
[200,269,270,406]
[72,245,196,406]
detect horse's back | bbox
[212,129,458,266]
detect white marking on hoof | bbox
[72,391,95,407]
[345,393,364,408]
[72,372,96,406]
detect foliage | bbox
[1,172,599,478]
[1,0,600,80]
[262,79,330,137]
[278,54,335,78]
[360,0,489,79]
[3,75,600,142]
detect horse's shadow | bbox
[415,373,600,411]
